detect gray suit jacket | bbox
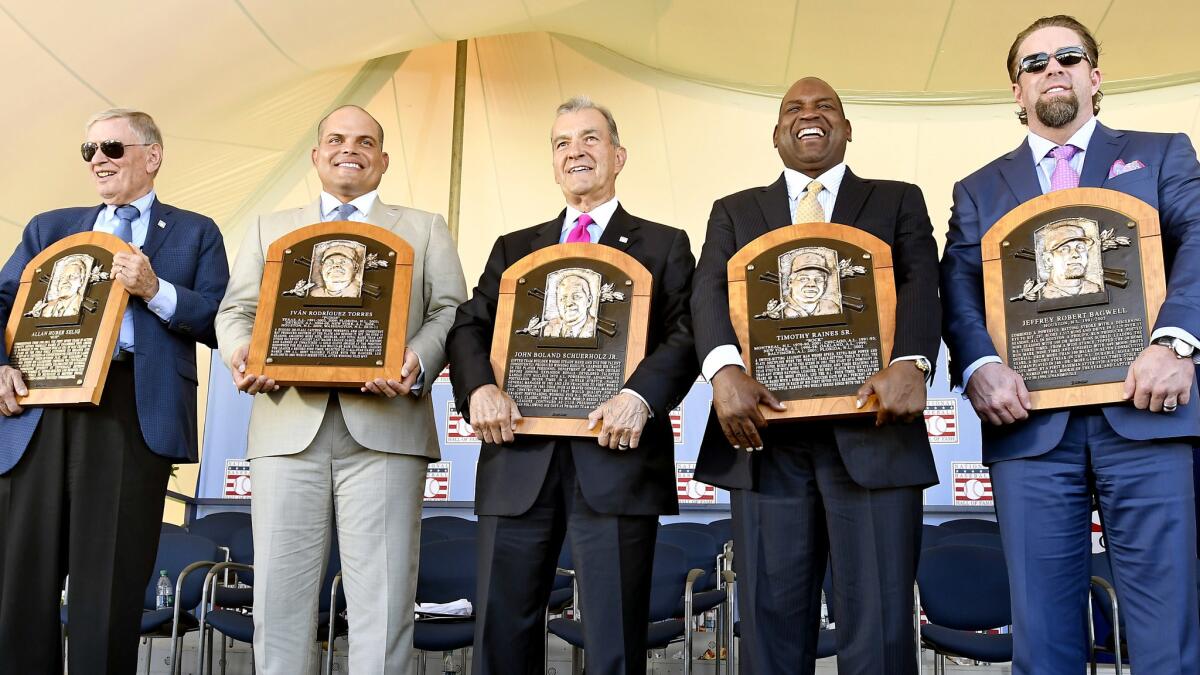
[215,198,467,459]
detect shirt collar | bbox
[104,189,156,221]
[783,163,847,201]
[1027,116,1098,163]
[320,190,379,219]
[563,196,620,233]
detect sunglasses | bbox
[1017,46,1091,77]
[80,140,152,162]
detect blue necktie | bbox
[114,204,139,243]
[334,203,356,222]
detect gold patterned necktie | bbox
[792,180,825,223]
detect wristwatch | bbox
[912,357,932,378]
[1154,337,1197,359]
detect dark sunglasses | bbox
[80,140,152,162]
[1017,46,1091,77]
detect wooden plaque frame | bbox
[490,243,652,437]
[246,221,414,387]
[728,223,896,420]
[981,188,1165,409]
[5,231,131,405]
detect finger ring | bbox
[618,442,630,449]
[1164,400,1179,412]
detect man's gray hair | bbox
[555,96,620,147]
[85,108,163,146]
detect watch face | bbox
[1175,339,1195,358]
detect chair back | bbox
[656,527,717,591]
[161,522,186,535]
[921,523,946,549]
[228,526,255,585]
[917,544,1010,631]
[143,533,219,611]
[187,512,252,548]
[940,532,1003,549]
[421,528,450,547]
[318,533,344,614]
[647,543,689,622]
[421,516,477,540]
[936,518,1000,536]
[553,538,574,591]
[706,518,733,549]
[417,537,478,605]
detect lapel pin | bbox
[157,220,166,229]
[619,236,629,243]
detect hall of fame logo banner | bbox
[676,462,716,504]
[224,459,252,499]
[436,367,451,384]
[951,462,992,506]
[424,462,451,501]
[670,406,684,445]
[445,401,477,444]
[924,398,959,444]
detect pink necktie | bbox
[1049,145,1080,191]
[566,213,594,243]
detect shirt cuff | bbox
[619,388,653,418]
[962,355,1003,392]
[702,344,746,382]
[890,355,932,385]
[146,280,177,322]
[409,354,426,396]
[1151,327,1200,365]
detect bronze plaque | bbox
[4,231,131,405]
[728,224,896,419]
[982,188,1165,409]
[247,221,414,387]
[491,243,652,437]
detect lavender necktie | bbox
[1049,145,1081,191]
[566,213,594,243]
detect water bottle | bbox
[155,570,173,610]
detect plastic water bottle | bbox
[155,570,173,610]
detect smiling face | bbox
[551,108,626,210]
[556,274,592,325]
[52,260,86,299]
[787,268,829,305]
[85,118,160,205]
[312,106,389,202]
[773,78,852,178]
[1012,26,1102,135]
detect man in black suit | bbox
[692,77,941,674]
[447,96,697,675]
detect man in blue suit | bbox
[941,16,1200,674]
[0,109,229,674]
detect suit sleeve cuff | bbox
[409,353,426,396]
[1151,327,1200,364]
[146,280,177,322]
[619,388,653,418]
[890,355,932,385]
[962,355,1003,392]
[702,344,745,382]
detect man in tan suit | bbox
[215,105,467,674]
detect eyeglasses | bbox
[1017,46,1091,77]
[80,140,152,162]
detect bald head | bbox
[773,77,852,178]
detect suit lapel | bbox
[140,199,170,258]
[530,212,565,252]
[830,169,872,224]
[754,174,792,232]
[597,204,638,252]
[366,199,403,229]
[999,141,1043,205]
[1080,123,1127,187]
[74,205,106,235]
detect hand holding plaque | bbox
[727,223,896,420]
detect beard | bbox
[1035,91,1081,128]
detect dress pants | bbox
[250,395,427,675]
[991,409,1200,675]
[473,442,658,675]
[731,425,922,675]
[0,360,172,675]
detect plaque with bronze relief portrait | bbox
[981,188,1166,409]
[246,221,414,387]
[728,223,896,420]
[4,231,132,405]
[491,243,652,437]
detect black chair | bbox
[706,518,733,549]
[549,543,710,675]
[62,533,219,675]
[917,544,1013,673]
[197,532,346,675]
[421,527,450,547]
[421,515,477,540]
[161,522,187,535]
[1088,550,1125,674]
[922,523,947,549]
[936,518,1000,536]
[940,532,1003,549]
[658,524,719,592]
[414,537,478,674]
[190,516,254,610]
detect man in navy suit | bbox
[941,15,1200,673]
[0,109,229,674]
[447,97,696,675]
